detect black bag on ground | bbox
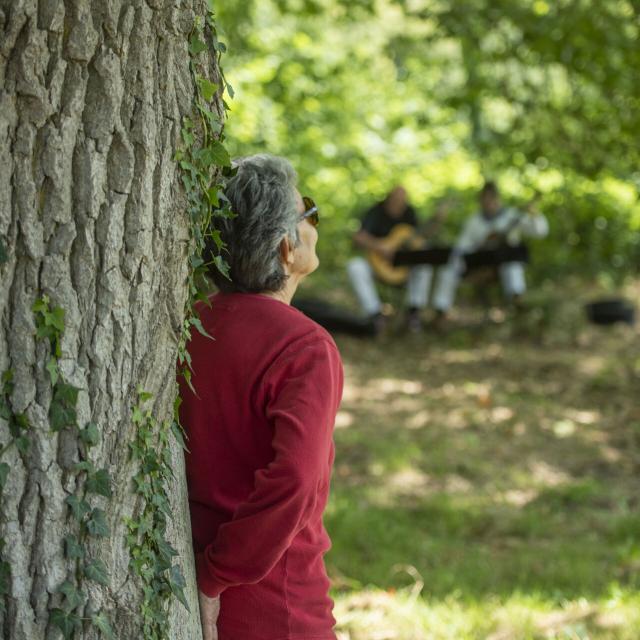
[292,297,376,337]
[585,298,635,326]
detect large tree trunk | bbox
[0,1,222,637]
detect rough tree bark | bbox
[0,1,223,638]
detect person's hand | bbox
[198,591,220,640]
[376,244,395,261]
[524,194,541,215]
[434,198,453,221]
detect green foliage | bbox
[28,296,115,637]
[175,3,234,395]
[217,0,640,282]
[86,469,113,498]
[91,612,115,639]
[0,369,32,458]
[0,237,8,264]
[33,295,65,358]
[50,608,81,638]
[126,389,190,640]
[59,420,114,633]
[323,298,640,637]
[64,535,85,561]
[0,538,9,614]
[84,559,110,587]
[50,381,80,432]
[0,371,32,616]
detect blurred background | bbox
[216,1,640,638]
[218,0,640,285]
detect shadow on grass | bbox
[325,291,640,609]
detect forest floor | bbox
[312,277,640,640]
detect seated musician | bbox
[432,180,548,318]
[347,186,441,334]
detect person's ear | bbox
[279,236,295,268]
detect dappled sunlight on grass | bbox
[326,284,640,638]
[333,586,640,640]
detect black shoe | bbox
[406,308,423,334]
[370,312,387,337]
[431,308,449,330]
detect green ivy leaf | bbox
[15,435,30,455]
[13,414,29,434]
[182,368,196,395]
[189,316,212,339]
[156,537,178,563]
[0,396,11,421]
[80,422,100,447]
[50,608,81,639]
[45,356,59,386]
[50,382,80,431]
[189,254,205,269]
[0,237,8,264]
[132,406,144,424]
[86,508,110,538]
[49,399,76,431]
[65,495,91,521]
[151,493,172,519]
[137,388,153,403]
[73,460,96,474]
[189,35,207,56]
[170,421,189,452]
[84,559,109,586]
[64,535,85,560]
[50,306,66,333]
[198,141,231,168]
[0,463,9,490]
[92,612,115,639]
[32,296,49,314]
[197,76,219,102]
[207,228,224,251]
[54,381,79,405]
[168,564,190,611]
[212,255,231,279]
[58,580,85,609]
[181,127,195,147]
[87,469,112,498]
[212,39,226,53]
[206,187,220,207]
[0,560,10,596]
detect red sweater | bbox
[179,292,343,640]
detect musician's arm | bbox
[518,209,549,238]
[452,216,482,256]
[353,229,394,258]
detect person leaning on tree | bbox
[178,154,344,640]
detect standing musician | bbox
[432,180,549,318]
[347,186,447,334]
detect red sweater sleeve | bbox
[195,337,343,597]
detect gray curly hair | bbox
[209,154,300,293]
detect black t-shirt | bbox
[360,202,418,238]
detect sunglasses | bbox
[300,196,320,227]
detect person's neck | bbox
[260,275,300,305]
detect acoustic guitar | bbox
[367,224,425,285]
[367,205,449,285]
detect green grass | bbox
[322,279,640,639]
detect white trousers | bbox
[347,257,433,316]
[432,260,527,312]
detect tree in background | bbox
[0,0,228,637]
[217,0,640,282]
